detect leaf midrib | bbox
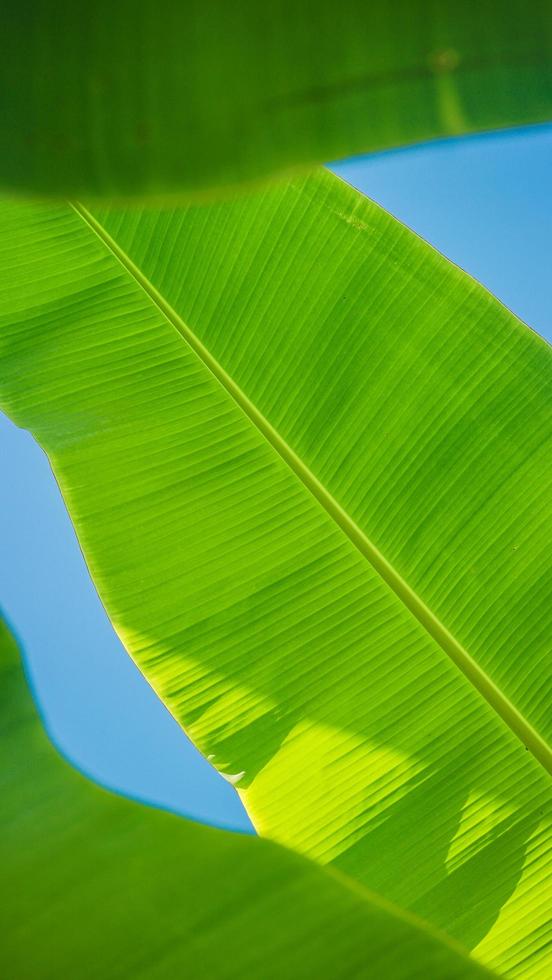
[70,199,552,777]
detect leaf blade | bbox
[2,0,552,197]
[2,618,496,979]
[72,198,552,775]
[0,176,551,975]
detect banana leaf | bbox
[1,617,495,978]
[0,170,550,976]
[2,0,552,197]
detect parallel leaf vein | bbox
[70,200,552,776]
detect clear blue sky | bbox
[1,123,550,833]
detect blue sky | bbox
[1,123,550,833]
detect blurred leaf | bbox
[1,0,552,197]
[0,170,550,976]
[0,617,494,979]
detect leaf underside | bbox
[0,170,550,977]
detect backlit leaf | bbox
[0,170,550,975]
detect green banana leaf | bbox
[2,0,552,198]
[1,617,495,979]
[0,170,550,977]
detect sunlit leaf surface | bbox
[2,619,496,978]
[0,170,550,976]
